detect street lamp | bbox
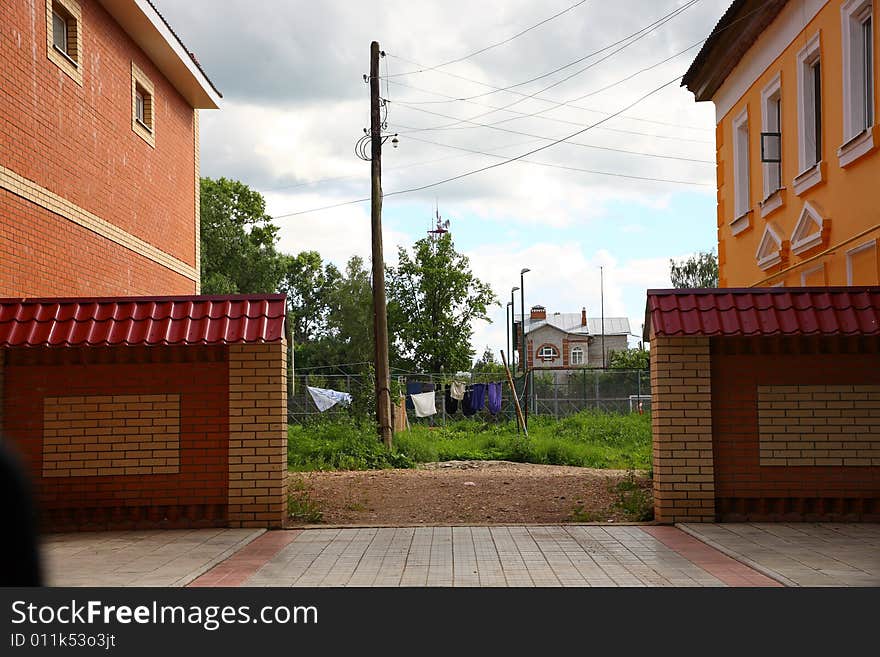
[510,287,519,368]
[505,301,513,369]
[520,268,530,374]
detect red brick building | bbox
[646,287,880,523]
[0,0,221,296]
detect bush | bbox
[288,416,413,471]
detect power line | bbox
[272,75,685,219]
[385,0,699,104]
[400,134,712,186]
[386,0,592,77]
[386,77,711,133]
[383,1,701,133]
[400,130,713,164]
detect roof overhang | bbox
[97,0,222,109]
[682,0,788,102]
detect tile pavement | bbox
[42,528,263,587]
[679,523,880,587]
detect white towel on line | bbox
[450,380,466,401]
[410,391,437,417]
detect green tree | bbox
[279,251,341,345]
[472,346,506,375]
[609,347,649,370]
[669,250,719,288]
[387,233,498,372]
[325,256,375,366]
[200,177,286,294]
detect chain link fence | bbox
[288,369,650,424]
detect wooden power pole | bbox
[369,41,393,448]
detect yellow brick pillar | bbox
[228,340,287,528]
[651,336,715,523]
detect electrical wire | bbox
[385,0,592,77]
[272,74,686,219]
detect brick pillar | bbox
[651,336,715,523]
[228,340,287,528]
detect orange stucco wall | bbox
[715,1,880,287]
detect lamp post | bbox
[505,301,512,369]
[520,268,530,374]
[510,287,519,368]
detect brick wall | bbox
[228,342,287,529]
[0,0,198,296]
[0,190,191,296]
[42,394,181,478]
[711,337,880,521]
[757,385,880,467]
[3,346,229,531]
[650,336,715,523]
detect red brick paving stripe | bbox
[188,530,301,587]
[641,526,783,587]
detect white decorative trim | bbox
[790,201,825,254]
[732,106,750,219]
[770,280,787,287]
[0,164,197,281]
[714,0,829,122]
[730,210,752,236]
[760,71,783,200]
[841,0,874,142]
[800,263,826,285]
[845,239,878,284]
[760,188,785,217]
[792,161,824,195]
[756,224,784,270]
[838,127,876,167]
[796,31,823,173]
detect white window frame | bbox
[52,9,68,54]
[538,346,558,360]
[760,73,784,214]
[570,346,584,365]
[731,106,751,233]
[840,1,875,167]
[845,239,878,284]
[795,32,824,194]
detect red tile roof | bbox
[645,288,880,340]
[0,295,286,348]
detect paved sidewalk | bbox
[190,525,780,587]
[43,528,264,587]
[679,523,880,587]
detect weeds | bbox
[287,477,323,523]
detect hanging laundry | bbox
[470,383,487,414]
[450,380,466,401]
[444,384,458,414]
[487,382,503,415]
[462,389,477,417]
[405,381,422,410]
[307,386,353,412]
[410,391,437,418]
[421,382,436,393]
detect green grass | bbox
[287,476,324,523]
[288,411,651,472]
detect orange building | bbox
[0,0,221,297]
[683,0,878,287]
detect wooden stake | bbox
[501,350,528,436]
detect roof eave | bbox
[97,0,222,109]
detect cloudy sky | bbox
[154,0,728,360]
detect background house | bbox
[682,0,878,287]
[517,305,631,370]
[0,0,221,297]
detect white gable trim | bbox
[756,224,784,270]
[790,201,826,254]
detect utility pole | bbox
[369,41,393,448]
[600,265,606,369]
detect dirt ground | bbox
[288,461,653,526]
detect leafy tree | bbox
[200,177,286,294]
[325,256,375,366]
[669,250,718,288]
[609,347,649,370]
[387,233,498,372]
[472,347,506,375]
[279,251,341,345]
